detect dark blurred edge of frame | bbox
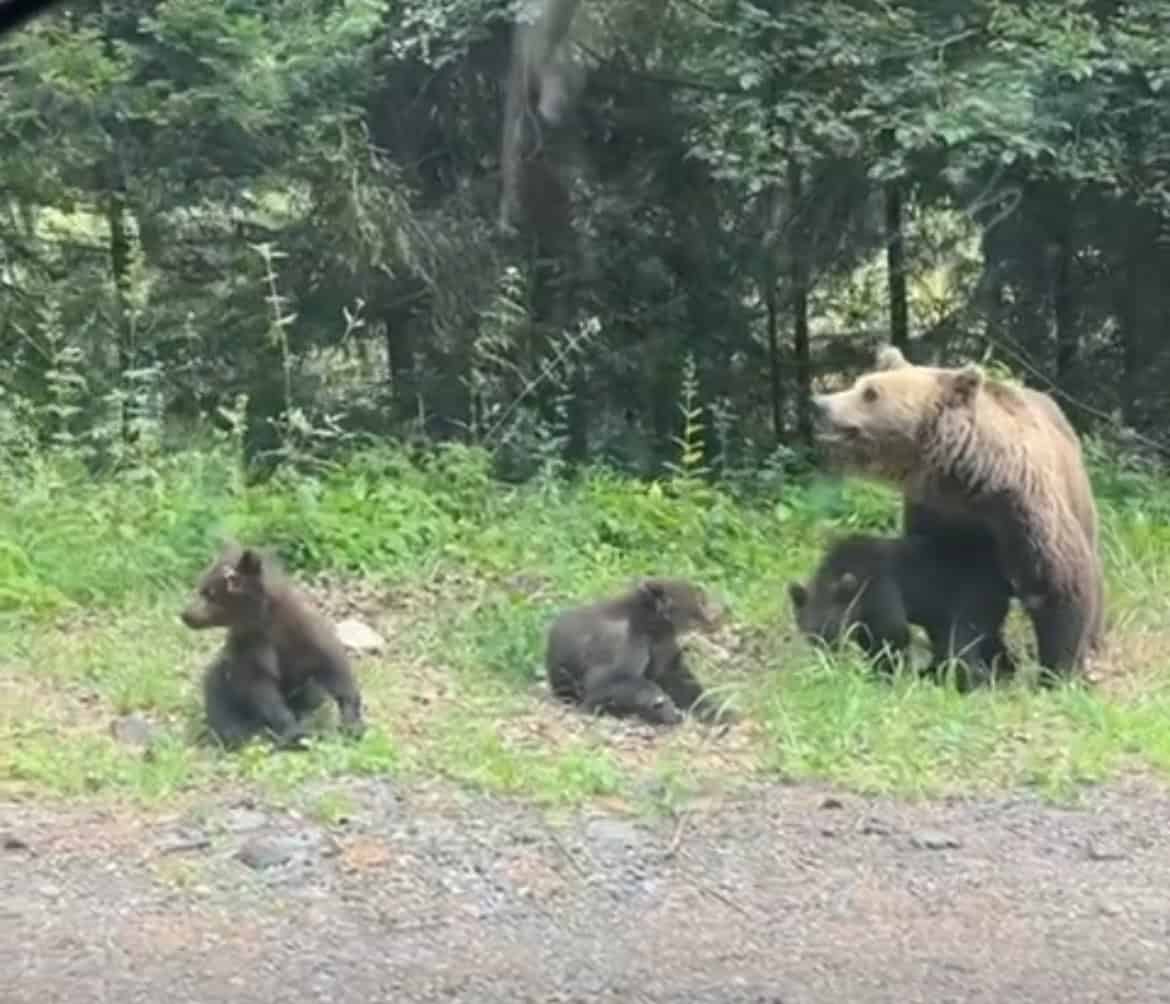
[1,0,61,38]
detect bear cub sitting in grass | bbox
[181,541,366,750]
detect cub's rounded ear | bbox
[637,578,668,611]
[831,572,860,602]
[947,363,984,404]
[876,346,909,371]
[787,582,809,609]
[236,548,264,577]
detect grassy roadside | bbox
[3,442,1170,810]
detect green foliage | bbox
[3,440,1170,807]
[7,0,1170,809]
[753,659,1166,799]
[4,0,1170,475]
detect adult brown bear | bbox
[811,346,1104,679]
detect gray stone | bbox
[585,817,642,849]
[1086,840,1126,862]
[336,617,385,654]
[237,836,301,870]
[157,828,211,855]
[110,713,158,749]
[910,830,962,851]
[1,832,30,852]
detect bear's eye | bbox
[862,385,879,404]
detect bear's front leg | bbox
[1027,592,1092,682]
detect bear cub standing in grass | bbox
[181,541,366,750]
[545,577,733,726]
[811,346,1104,678]
[789,532,1016,691]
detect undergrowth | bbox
[3,433,1170,810]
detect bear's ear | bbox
[831,572,860,602]
[787,582,808,609]
[876,346,909,371]
[637,578,669,616]
[946,363,984,405]
[236,548,264,578]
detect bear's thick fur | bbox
[788,532,1016,690]
[812,346,1104,677]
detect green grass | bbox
[3,440,1170,810]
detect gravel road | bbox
[4,776,1170,1003]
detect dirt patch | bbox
[309,567,554,626]
[309,571,764,780]
[0,674,113,738]
[494,690,764,769]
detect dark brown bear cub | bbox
[545,577,732,726]
[789,533,1016,691]
[181,542,366,750]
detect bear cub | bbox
[181,542,366,750]
[789,533,1016,691]
[545,577,732,726]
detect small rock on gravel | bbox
[157,829,211,855]
[236,829,340,872]
[1086,840,1127,862]
[1,832,30,852]
[110,713,159,750]
[585,817,643,849]
[237,836,304,871]
[860,816,893,836]
[910,830,962,851]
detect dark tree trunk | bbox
[106,187,134,443]
[1120,212,1141,426]
[763,53,785,444]
[381,283,421,429]
[765,265,784,443]
[788,157,812,445]
[1118,120,1148,427]
[567,361,589,463]
[1053,223,1075,380]
[884,181,909,352]
[242,361,287,478]
[560,270,589,465]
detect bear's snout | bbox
[810,393,858,440]
[180,603,216,630]
[811,394,834,427]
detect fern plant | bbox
[665,353,710,490]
